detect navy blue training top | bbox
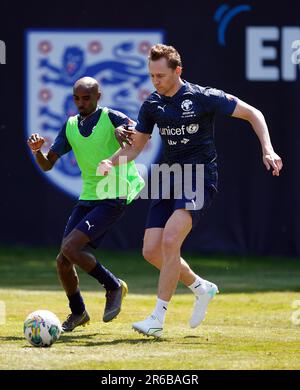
[135,81,237,164]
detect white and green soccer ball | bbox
[24,310,62,347]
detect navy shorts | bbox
[145,162,218,229]
[63,198,127,248]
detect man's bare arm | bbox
[97,131,151,176]
[230,97,283,176]
[27,133,59,171]
[111,132,151,165]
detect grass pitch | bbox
[0,246,300,370]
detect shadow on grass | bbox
[61,336,163,346]
[57,331,164,346]
[60,330,164,344]
[1,246,300,294]
[0,336,25,342]
[0,334,163,347]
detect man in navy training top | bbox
[99,44,283,338]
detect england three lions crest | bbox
[25,29,164,197]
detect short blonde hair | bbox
[148,44,182,69]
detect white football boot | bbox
[189,280,219,328]
[132,314,163,338]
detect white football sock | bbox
[188,275,207,295]
[152,298,169,324]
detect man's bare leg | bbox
[143,227,196,286]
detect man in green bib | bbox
[27,77,144,332]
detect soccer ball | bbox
[24,310,62,347]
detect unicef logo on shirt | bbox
[181,99,193,111]
[186,123,199,134]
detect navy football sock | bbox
[88,261,120,291]
[68,290,85,315]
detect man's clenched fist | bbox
[27,133,45,153]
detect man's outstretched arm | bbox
[98,131,151,176]
[230,97,283,176]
